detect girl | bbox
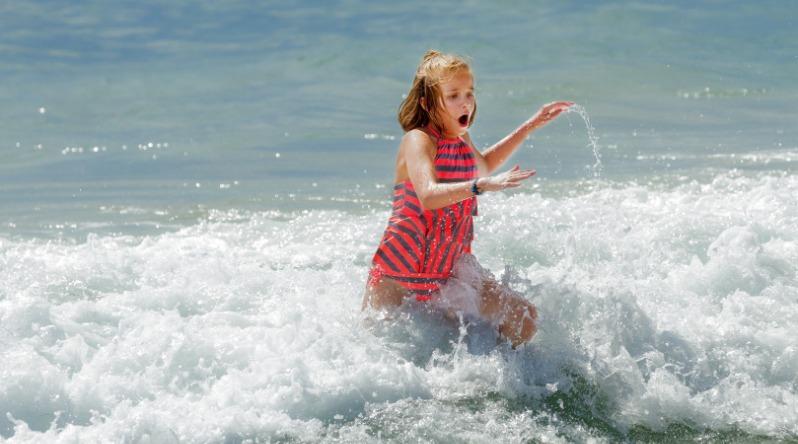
[364,50,572,348]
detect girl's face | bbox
[437,70,475,137]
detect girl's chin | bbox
[442,124,467,137]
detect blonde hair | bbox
[398,50,477,133]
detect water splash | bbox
[3,172,798,441]
[564,104,603,177]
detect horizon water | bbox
[2,1,798,442]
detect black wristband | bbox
[471,179,482,196]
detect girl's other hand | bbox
[528,101,574,130]
[479,165,535,192]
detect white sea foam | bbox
[636,148,798,166]
[2,171,798,442]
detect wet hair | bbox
[397,50,477,133]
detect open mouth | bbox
[458,114,469,126]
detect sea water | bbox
[563,104,602,177]
[2,1,798,442]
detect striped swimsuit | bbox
[370,127,479,301]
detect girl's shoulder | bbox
[400,128,437,157]
[402,127,437,146]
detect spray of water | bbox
[564,104,603,177]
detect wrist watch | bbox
[471,179,482,196]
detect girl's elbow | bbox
[417,196,434,211]
[417,194,440,211]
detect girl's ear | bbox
[419,96,427,111]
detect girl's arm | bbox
[403,130,534,211]
[472,101,573,174]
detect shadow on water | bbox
[209,304,798,444]
[500,370,787,443]
[363,302,495,367]
[356,295,793,444]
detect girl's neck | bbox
[428,124,461,141]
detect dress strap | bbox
[420,125,442,145]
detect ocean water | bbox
[2,1,798,442]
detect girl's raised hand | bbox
[527,101,574,130]
[480,165,536,192]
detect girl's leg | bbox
[478,277,538,348]
[362,275,410,310]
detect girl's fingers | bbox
[543,101,573,114]
[508,174,534,184]
[495,167,535,188]
[510,171,535,181]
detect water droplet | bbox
[563,104,603,177]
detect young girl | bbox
[363,50,572,348]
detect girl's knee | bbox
[500,298,538,347]
[518,311,537,343]
[521,299,538,320]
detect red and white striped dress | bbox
[370,127,479,301]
